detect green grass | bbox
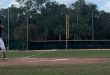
[0,63,110,75]
[35,50,110,58]
[0,50,110,75]
[0,51,42,58]
[1,50,110,58]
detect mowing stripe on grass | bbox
[25,50,56,58]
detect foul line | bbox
[24,50,56,58]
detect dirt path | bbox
[0,57,110,66]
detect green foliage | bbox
[14,24,38,41]
[0,0,110,43]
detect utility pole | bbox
[8,7,10,50]
[92,12,94,40]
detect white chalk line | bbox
[24,50,56,58]
[40,59,69,62]
[20,58,69,63]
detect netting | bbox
[0,0,110,50]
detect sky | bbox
[0,0,110,12]
[0,0,15,8]
[54,0,110,12]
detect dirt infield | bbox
[0,57,110,66]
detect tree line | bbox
[0,0,110,42]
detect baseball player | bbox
[0,20,7,60]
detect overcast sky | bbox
[0,0,110,12]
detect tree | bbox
[16,0,50,12]
[14,24,38,41]
[40,2,68,40]
[1,0,110,42]
[70,0,99,40]
[96,11,110,39]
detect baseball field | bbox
[0,49,110,75]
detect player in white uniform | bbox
[0,20,7,59]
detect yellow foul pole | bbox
[66,15,70,49]
[66,15,69,39]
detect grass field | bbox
[1,63,110,75]
[34,50,110,58]
[0,49,110,75]
[4,50,110,58]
